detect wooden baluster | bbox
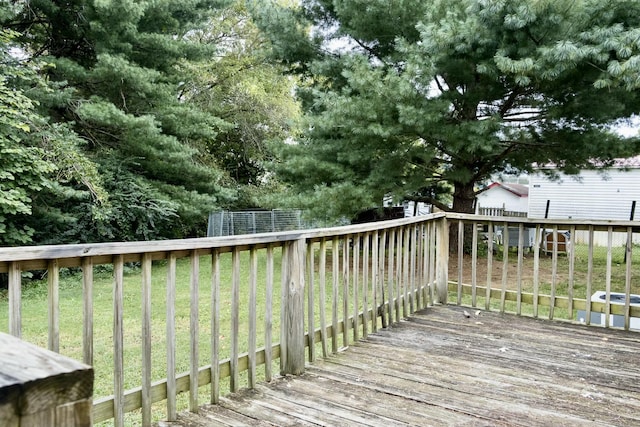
[485,223,494,311]
[372,230,379,329]
[249,247,258,387]
[319,239,328,357]
[363,233,370,337]
[395,227,403,319]
[387,229,395,323]
[402,226,410,317]
[141,253,152,426]
[471,222,478,308]
[189,250,200,411]
[457,221,464,306]
[516,224,523,315]
[331,237,339,354]
[585,226,594,326]
[567,225,576,320]
[343,235,350,347]
[264,245,274,382]
[532,225,541,318]
[353,234,360,341]
[82,258,94,367]
[166,253,177,417]
[604,227,613,327]
[9,261,21,338]
[379,229,388,328]
[306,242,315,361]
[230,248,240,392]
[113,255,124,427]
[500,224,509,313]
[48,259,59,352]
[281,238,306,375]
[435,218,449,305]
[624,227,633,330]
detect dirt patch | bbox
[449,251,640,297]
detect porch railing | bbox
[447,213,640,328]
[0,214,447,426]
[0,212,638,426]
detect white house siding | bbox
[476,186,529,213]
[529,169,640,220]
[529,169,640,246]
[573,230,640,247]
[403,201,431,217]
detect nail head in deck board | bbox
[0,332,93,426]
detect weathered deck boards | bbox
[170,306,640,426]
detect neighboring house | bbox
[528,157,640,246]
[476,182,529,215]
[528,158,640,221]
[402,200,431,217]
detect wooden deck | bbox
[168,306,640,426]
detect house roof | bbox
[536,156,640,170]
[486,182,529,197]
[612,156,640,168]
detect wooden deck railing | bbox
[477,206,528,217]
[0,332,93,426]
[447,213,640,328]
[0,214,447,426]
[0,212,638,426]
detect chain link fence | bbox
[207,210,307,237]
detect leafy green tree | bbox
[0,56,53,244]
[0,28,105,245]
[254,0,640,220]
[3,0,237,242]
[181,0,301,209]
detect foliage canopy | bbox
[1,0,298,244]
[255,0,640,219]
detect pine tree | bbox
[255,0,640,220]
[3,0,236,242]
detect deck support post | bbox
[281,237,306,375]
[435,217,449,305]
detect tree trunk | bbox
[452,182,476,214]
[450,182,476,254]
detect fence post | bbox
[281,237,306,375]
[435,217,449,304]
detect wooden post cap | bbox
[0,332,93,425]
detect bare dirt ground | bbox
[450,249,639,297]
